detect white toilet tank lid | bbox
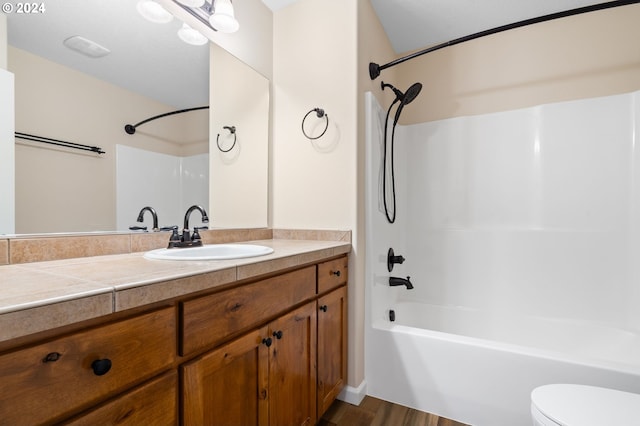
[531,384,640,426]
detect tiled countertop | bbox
[0,238,351,342]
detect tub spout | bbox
[389,276,413,290]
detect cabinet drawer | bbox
[181,266,316,356]
[0,307,176,425]
[64,370,177,426]
[317,256,348,294]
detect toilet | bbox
[531,384,640,426]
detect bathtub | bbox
[365,302,640,426]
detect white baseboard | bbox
[337,380,367,406]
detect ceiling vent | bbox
[63,36,111,58]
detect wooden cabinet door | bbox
[268,302,317,426]
[317,286,348,417]
[182,327,269,426]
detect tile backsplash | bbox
[0,228,351,265]
[2,229,272,265]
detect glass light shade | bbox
[209,0,239,33]
[178,23,208,45]
[176,0,205,6]
[137,0,173,23]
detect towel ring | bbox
[302,108,329,140]
[216,126,237,152]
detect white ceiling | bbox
[263,0,614,54]
[368,0,614,54]
[7,0,210,109]
[7,0,617,109]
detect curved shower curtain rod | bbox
[369,0,639,80]
[124,106,209,135]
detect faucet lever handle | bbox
[169,227,180,241]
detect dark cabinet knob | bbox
[91,358,112,376]
[43,352,62,363]
[331,270,341,277]
[272,330,283,340]
[262,337,273,347]
[319,305,328,312]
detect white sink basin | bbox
[144,243,274,261]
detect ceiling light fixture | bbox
[137,0,174,24]
[176,0,205,7]
[177,23,209,45]
[171,0,240,34]
[209,0,239,33]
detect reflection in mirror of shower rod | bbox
[14,132,105,154]
[124,105,210,135]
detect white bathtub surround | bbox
[0,69,14,234]
[115,145,209,231]
[365,91,640,425]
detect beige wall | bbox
[210,44,269,228]
[9,47,207,233]
[395,3,640,124]
[272,0,361,386]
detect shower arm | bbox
[369,0,639,80]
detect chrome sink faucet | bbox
[136,206,158,231]
[168,205,209,248]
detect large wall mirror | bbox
[4,0,268,234]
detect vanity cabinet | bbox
[316,256,348,417]
[182,302,317,426]
[181,255,348,425]
[317,286,348,417]
[0,307,176,425]
[0,253,348,425]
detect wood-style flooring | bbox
[319,396,469,426]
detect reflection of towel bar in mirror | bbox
[124,106,209,135]
[216,125,237,152]
[301,107,329,140]
[15,132,105,154]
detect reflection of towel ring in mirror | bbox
[302,108,329,140]
[216,126,237,152]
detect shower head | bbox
[393,82,422,125]
[402,82,422,106]
[381,81,422,105]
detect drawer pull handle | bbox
[319,305,328,312]
[273,330,283,340]
[91,358,112,376]
[331,270,341,277]
[262,337,272,347]
[43,352,62,363]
